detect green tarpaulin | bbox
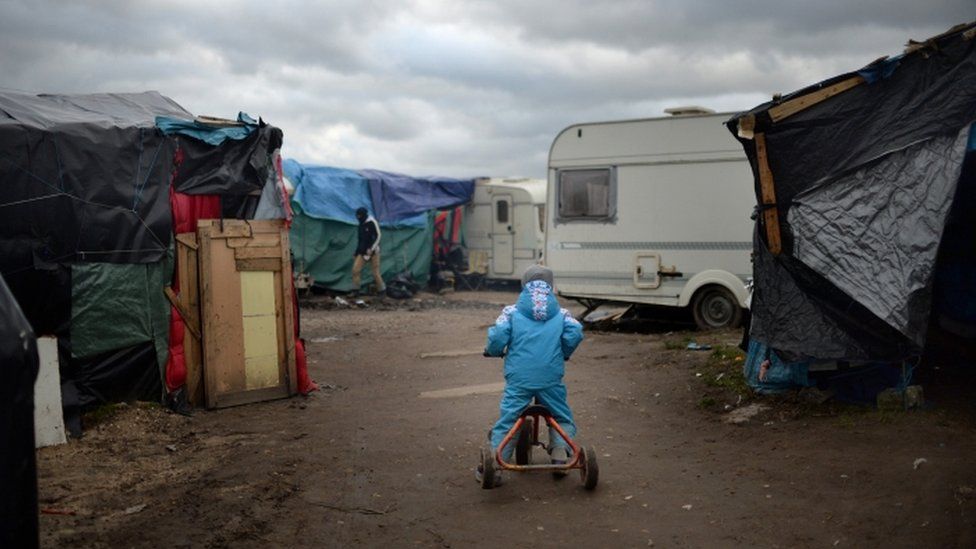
[290,203,433,292]
[70,251,172,380]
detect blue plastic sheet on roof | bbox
[155,112,258,145]
[284,160,376,225]
[360,169,475,225]
[284,160,475,228]
[857,54,904,84]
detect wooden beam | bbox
[768,75,864,123]
[163,286,201,340]
[755,133,783,256]
[234,246,282,259]
[175,233,198,250]
[236,258,282,272]
[279,224,298,396]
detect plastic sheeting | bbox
[0,91,185,268]
[360,169,475,225]
[728,22,976,361]
[743,339,812,394]
[285,161,379,225]
[0,274,39,549]
[284,160,475,227]
[161,115,283,197]
[290,203,434,291]
[70,255,172,371]
[789,127,969,346]
[155,112,259,145]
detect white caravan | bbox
[463,177,547,281]
[544,110,754,329]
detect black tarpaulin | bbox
[728,21,976,361]
[0,274,39,548]
[170,124,283,196]
[0,91,191,270]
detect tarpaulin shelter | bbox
[0,91,314,426]
[285,159,475,292]
[727,22,976,362]
[0,274,40,548]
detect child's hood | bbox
[516,280,560,321]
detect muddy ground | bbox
[37,290,976,548]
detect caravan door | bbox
[491,194,514,275]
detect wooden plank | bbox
[755,133,783,256]
[768,75,864,123]
[226,234,281,248]
[236,258,282,272]
[197,219,252,239]
[184,244,204,408]
[199,225,248,408]
[175,233,198,250]
[163,286,200,340]
[234,246,282,259]
[280,226,298,395]
[247,220,285,234]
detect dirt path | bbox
[37,291,976,548]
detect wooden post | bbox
[755,133,783,255]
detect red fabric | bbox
[164,188,222,392]
[433,207,464,259]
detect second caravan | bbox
[544,109,755,329]
[463,177,547,281]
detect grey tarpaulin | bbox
[728,21,976,361]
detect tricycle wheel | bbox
[515,419,532,465]
[480,447,496,490]
[580,446,599,490]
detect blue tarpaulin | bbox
[359,169,475,225]
[284,160,379,225]
[155,112,259,145]
[283,160,475,228]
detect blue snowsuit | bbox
[485,280,584,458]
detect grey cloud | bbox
[1,0,971,179]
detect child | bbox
[479,265,584,484]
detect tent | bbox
[0,91,314,428]
[285,159,475,292]
[0,274,40,548]
[726,22,976,363]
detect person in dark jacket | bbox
[351,207,385,296]
[479,265,584,484]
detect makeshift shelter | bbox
[0,91,313,426]
[285,159,475,292]
[727,22,976,364]
[0,274,39,548]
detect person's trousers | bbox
[490,383,576,460]
[351,252,385,291]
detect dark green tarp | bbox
[290,203,433,292]
[70,251,172,384]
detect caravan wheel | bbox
[691,286,743,330]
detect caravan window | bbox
[557,168,615,222]
[496,200,509,223]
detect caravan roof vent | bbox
[663,106,715,116]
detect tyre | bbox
[691,285,743,330]
[515,419,532,465]
[580,446,599,491]
[480,448,496,490]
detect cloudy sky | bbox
[0,1,971,178]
